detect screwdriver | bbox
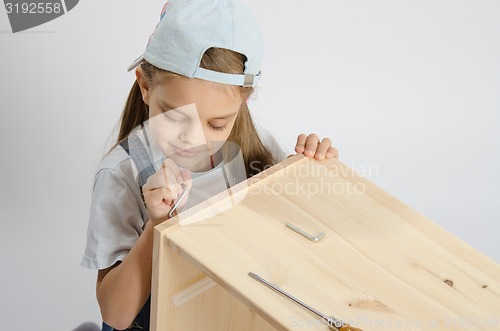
[248,272,363,331]
[168,183,189,218]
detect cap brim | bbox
[127,55,144,72]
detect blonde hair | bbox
[115,47,277,177]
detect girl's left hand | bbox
[292,133,339,160]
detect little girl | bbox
[81,0,338,330]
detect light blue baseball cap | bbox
[127,0,263,87]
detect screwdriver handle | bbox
[338,323,364,331]
[327,322,364,331]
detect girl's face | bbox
[138,69,243,172]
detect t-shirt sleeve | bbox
[80,165,146,270]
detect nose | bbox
[178,121,206,147]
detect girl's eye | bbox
[164,113,186,123]
[209,123,228,132]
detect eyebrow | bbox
[160,100,238,120]
[211,111,238,120]
[160,101,180,111]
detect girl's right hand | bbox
[142,158,192,225]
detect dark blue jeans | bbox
[101,296,150,331]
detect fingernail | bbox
[317,153,324,159]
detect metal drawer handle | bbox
[285,222,325,242]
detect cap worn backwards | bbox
[127,0,264,87]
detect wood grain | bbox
[151,155,500,331]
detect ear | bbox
[135,67,152,105]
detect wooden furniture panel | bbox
[151,155,500,331]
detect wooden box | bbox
[151,155,500,330]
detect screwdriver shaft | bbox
[248,272,341,327]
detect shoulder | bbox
[97,144,131,172]
[94,144,138,186]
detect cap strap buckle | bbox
[243,74,255,87]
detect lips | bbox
[171,144,204,157]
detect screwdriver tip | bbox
[248,272,258,279]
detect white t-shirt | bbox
[80,126,287,270]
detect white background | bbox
[0,0,498,329]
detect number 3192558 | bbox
[5,2,62,14]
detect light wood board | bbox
[151,154,500,331]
